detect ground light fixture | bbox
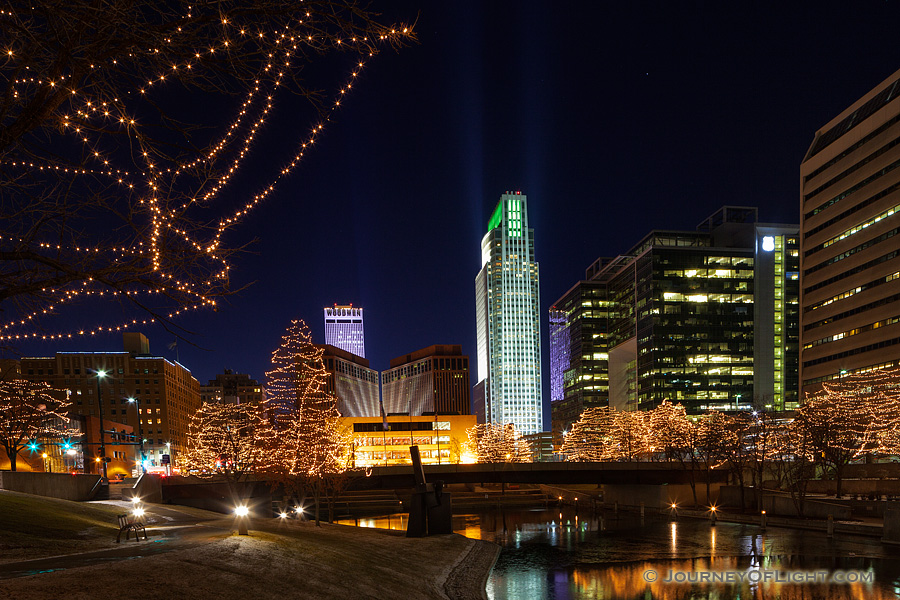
[132,507,145,519]
[235,505,250,535]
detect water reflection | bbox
[456,507,899,600]
[340,506,900,600]
[335,514,407,531]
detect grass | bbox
[0,518,487,600]
[0,490,124,562]
[0,490,498,599]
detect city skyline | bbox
[6,3,900,431]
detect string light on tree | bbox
[464,422,532,463]
[0,378,75,472]
[0,1,414,344]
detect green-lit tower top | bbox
[486,191,524,238]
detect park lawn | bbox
[0,490,123,562]
[0,519,491,600]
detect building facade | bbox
[21,333,201,470]
[800,68,900,395]
[319,344,380,418]
[381,345,470,416]
[324,305,366,358]
[200,369,265,405]
[474,191,543,434]
[550,207,799,430]
[548,277,614,436]
[342,414,477,466]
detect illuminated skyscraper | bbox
[474,191,543,434]
[323,305,365,358]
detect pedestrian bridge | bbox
[347,461,728,490]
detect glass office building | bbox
[550,206,799,429]
[475,192,543,434]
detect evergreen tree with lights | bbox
[266,318,351,525]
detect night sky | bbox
[12,2,900,430]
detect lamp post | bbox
[127,397,146,474]
[92,369,109,480]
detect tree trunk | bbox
[835,462,845,498]
[314,482,321,527]
[705,463,712,505]
[327,487,335,524]
[4,444,16,471]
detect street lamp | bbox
[92,369,109,480]
[127,397,147,474]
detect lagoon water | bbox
[343,506,900,599]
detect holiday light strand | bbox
[1,1,414,344]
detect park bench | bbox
[116,513,147,543]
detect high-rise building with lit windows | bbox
[550,206,799,427]
[324,305,365,358]
[381,345,470,416]
[800,68,900,395]
[548,277,613,436]
[318,344,379,418]
[20,333,201,471]
[474,191,542,434]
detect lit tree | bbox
[772,413,817,516]
[807,368,900,461]
[719,411,756,511]
[0,378,73,471]
[266,319,352,526]
[608,409,651,461]
[696,411,734,503]
[0,1,412,345]
[790,395,857,498]
[648,403,702,505]
[180,401,273,480]
[464,423,532,463]
[647,400,699,464]
[560,407,616,461]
